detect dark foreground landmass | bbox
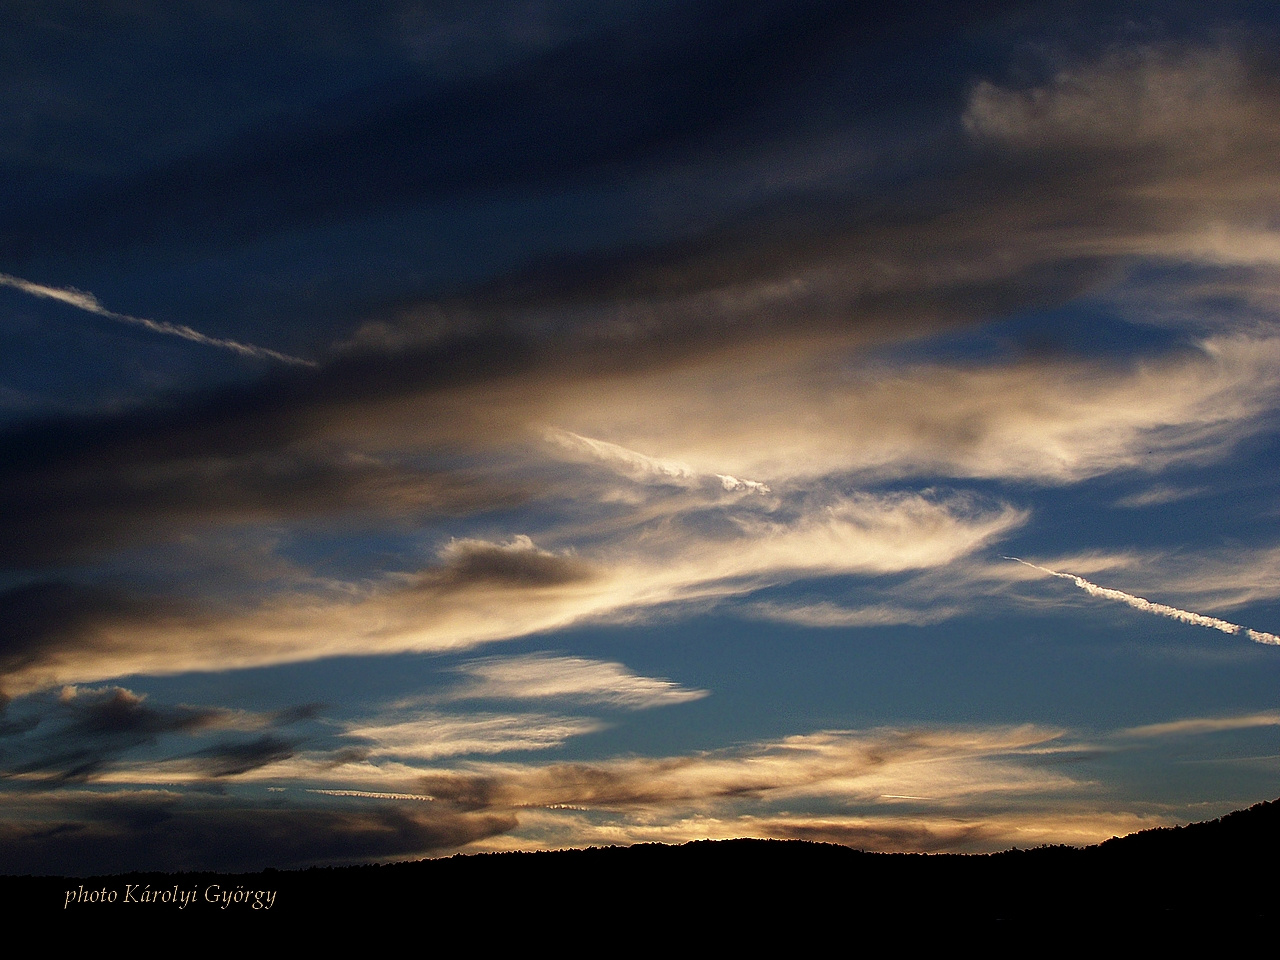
[8,798,1280,929]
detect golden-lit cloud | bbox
[446,652,708,709]
[344,712,604,761]
[0,491,1023,692]
[550,335,1280,485]
[744,600,963,628]
[414,726,1073,813]
[1119,711,1280,739]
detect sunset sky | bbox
[4,1,1280,875]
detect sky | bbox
[3,1,1280,875]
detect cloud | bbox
[1006,557,1280,645]
[1108,545,1280,612]
[0,491,1023,692]
[344,711,604,761]
[546,429,701,484]
[0,581,175,678]
[6,13,1280,876]
[0,4,974,261]
[1112,485,1209,509]
[0,272,315,365]
[748,808,1162,854]
[1118,711,1280,739]
[362,721,1161,856]
[174,735,299,778]
[745,600,963,628]
[0,709,1231,873]
[546,429,770,495]
[6,45,1280,580]
[0,789,516,874]
[432,536,594,589]
[0,686,230,783]
[963,44,1280,266]
[447,652,708,709]
[417,725,1071,813]
[1000,543,1280,614]
[0,433,523,570]
[963,45,1271,155]
[0,685,315,785]
[552,334,1280,485]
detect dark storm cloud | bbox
[0,1,1032,262]
[0,791,516,875]
[0,684,324,784]
[178,735,298,778]
[0,363,531,569]
[57,686,222,738]
[428,537,594,589]
[0,581,170,675]
[0,686,229,783]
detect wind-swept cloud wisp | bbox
[0,272,315,366]
[1006,557,1280,645]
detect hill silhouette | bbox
[11,798,1280,928]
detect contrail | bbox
[1005,556,1280,645]
[0,272,316,367]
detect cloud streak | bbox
[0,272,316,366]
[448,653,708,709]
[0,492,1023,693]
[1006,557,1280,645]
[546,429,771,495]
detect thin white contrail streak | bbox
[0,272,316,367]
[1005,556,1280,646]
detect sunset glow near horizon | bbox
[3,1,1280,875]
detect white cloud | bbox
[1119,712,1280,739]
[448,653,708,709]
[545,428,770,494]
[745,600,962,628]
[0,272,315,366]
[553,335,1280,485]
[344,711,604,760]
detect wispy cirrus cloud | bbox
[0,491,1023,693]
[552,335,1280,486]
[1118,711,1280,739]
[415,726,1074,813]
[447,653,708,709]
[343,711,604,761]
[0,272,315,366]
[745,600,964,629]
[546,429,771,495]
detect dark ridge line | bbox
[8,797,1280,924]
